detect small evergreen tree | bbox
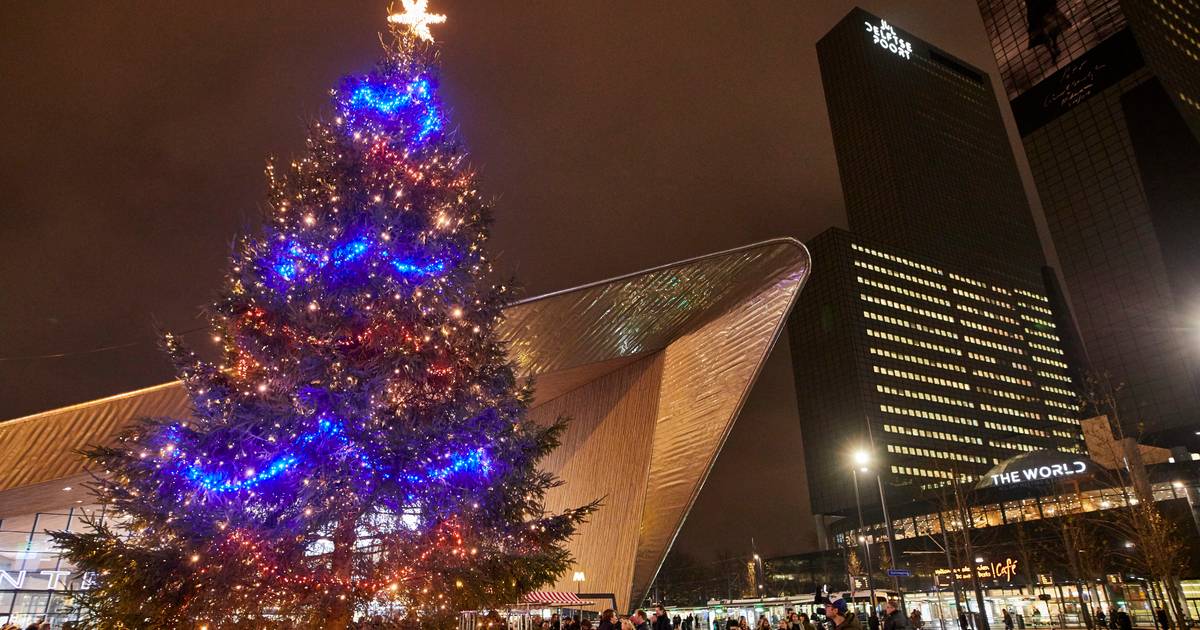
[53,3,594,627]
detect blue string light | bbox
[269,235,447,286]
[340,76,443,145]
[404,448,492,484]
[163,417,490,494]
[391,259,445,276]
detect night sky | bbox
[0,0,1045,564]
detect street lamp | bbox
[851,451,878,614]
[852,448,906,613]
[573,571,586,593]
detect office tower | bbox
[978,0,1200,442]
[789,228,1083,516]
[816,7,1046,288]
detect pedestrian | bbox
[599,610,618,630]
[799,613,816,630]
[739,617,750,630]
[758,617,773,630]
[622,618,637,630]
[633,611,651,630]
[908,610,923,630]
[675,615,683,630]
[1117,608,1133,630]
[868,612,880,630]
[883,599,908,630]
[958,610,969,630]
[1157,607,1171,630]
[1002,609,1013,630]
[654,607,673,630]
[824,596,864,630]
[552,614,562,630]
[1096,609,1107,629]
[583,620,594,630]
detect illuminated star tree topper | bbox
[388,0,447,42]
[51,2,595,629]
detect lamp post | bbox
[856,448,907,614]
[852,450,878,615]
[572,571,586,622]
[753,552,766,599]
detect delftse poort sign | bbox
[864,19,912,60]
[989,460,1088,487]
[934,558,1020,587]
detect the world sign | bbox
[990,460,1088,486]
[865,20,912,60]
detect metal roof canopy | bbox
[0,238,812,612]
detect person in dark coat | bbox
[1116,608,1133,630]
[883,600,908,630]
[1002,609,1013,630]
[598,611,618,630]
[633,610,651,630]
[1157,607,1171,630]
[653,607,673,630]
[824,597,864,630]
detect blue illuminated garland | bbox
[162,418,490,494]
[269,235,446,286]
[340,75,443,144]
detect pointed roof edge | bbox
[629,242,811,605]
[508,237,807,308]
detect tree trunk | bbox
[324,514,359,629]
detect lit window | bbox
[864,311,958,339]
[870,347,967,373]
[851,243,944,275]
[858,276,951,307]
[867,329,962,356]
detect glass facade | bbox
[977,0,1127,100]
[0,506,104,628]
[836,480,1186,544]
[977,0,1200,441]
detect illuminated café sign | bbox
[935,558,1020,586]
[864,19,912,60]
[990,460,1087,486]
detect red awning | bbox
[521,592,592,606]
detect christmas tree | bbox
[53,2,594,627]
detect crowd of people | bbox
[481,596,1172,630]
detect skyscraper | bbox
[816,7,1046,288]
[792,9,1087,519]
[977,0,1200,442]
[789,228,1082,516]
